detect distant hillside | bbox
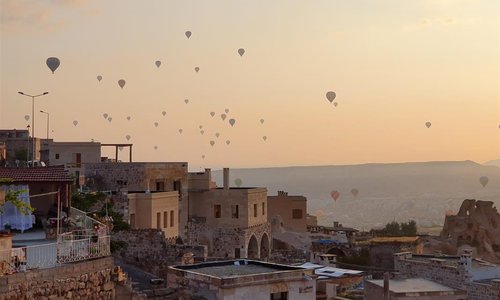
[213,161,500,230]
[484,159,500,167]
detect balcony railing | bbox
[70,207,108,235]
[57,234,110,264]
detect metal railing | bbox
[70,207,108,234]
[0,243,57,273]
[57,234,110,264]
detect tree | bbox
[383,221,401,236]
[0,178,34,216]
[401,220,417,236]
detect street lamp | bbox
[18,91,49,165]
[40,110,50,140]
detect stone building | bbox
[128,191,179,239]
[0,129,41,163]
[40,140,101,182]
[84,162,189,238]
[267,191,307,233]
[394,250,500,300]
[368,236,423,269]
[187,168,271,260]
[168,259,316,300]
[364,278,467,300]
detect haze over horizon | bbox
[1,0,499,170]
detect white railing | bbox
[0,235,110,275]
[57,234,110,264]
[0,243,57,273]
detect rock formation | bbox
[440,199,500,262]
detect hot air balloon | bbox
[118,146,124,151]
[179,129,183,134]
[126,135,131,141]
[260,119,264,124]
[226,140,230,145]
[425,122,432,128]
[333,102,338,107]
[445,210,454,216]
[229,119,236,127]
[154,145,158,150]
[127,116,131,121]
[24,115,30,121]
[225,109,229,114]
[155,60,161,68]
[210,112,215,117]
[118,79,126,89]
[326,91,336,103]
[103,113,108,120]
[262,136,267,141]
[46,57,60,74]
[480,176,489,187]
[238,48,245,56]
[201,155,205,159]
[185,99,189,104]
[210,140,215,146]
[73,120,78,126]
[200,130,204,135]
[194,67,199,73]
[199,125,203,129]
[235,178,243,187]
[154,122,159,127]
[97,75,102,82]
[221,114,227,121]
[185,31,192,39]
[215,133,220,138]
[330,190,340,201]
[162,111,166,116]
[107,117,112,122]
[351,188,359,197]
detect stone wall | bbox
[187,221,272,260]
[112,229,207,278]
[468,280,500,300]
[0,257,116,300]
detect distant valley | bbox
[213,160,500,230]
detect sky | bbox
[1,0,499,170]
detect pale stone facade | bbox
[84,162,189,238]
[168,260,316,300]
[128,191,179,239]
[267,191,307,233]
[364,278,467,300]
[187,168,272,260]
[0,129,41,163]
[40,140,101,180]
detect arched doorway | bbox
[260,233,270,260]
[247,235,259,259]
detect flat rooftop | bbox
[368,278,462,294]
[173,260,304,278]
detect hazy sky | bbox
[1,0,499,170]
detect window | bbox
[163,212,168,228]
[254,204,258,218]
[156,181,165,191]
[231,205,239,219]
[73,153,82,167]
[270,292,288,300]
[156,212,161,229]
[262,202,265,215]
[292,209,303,219]
[214,205,221,218]
[130,214,135,228]
[170,210,174,227]
[55,153,60,159]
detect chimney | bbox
[223,168,229,190]
[333,221,339,228]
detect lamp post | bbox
[26,125,30,163]
[18,91,49,165]
[40,110,50,140]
